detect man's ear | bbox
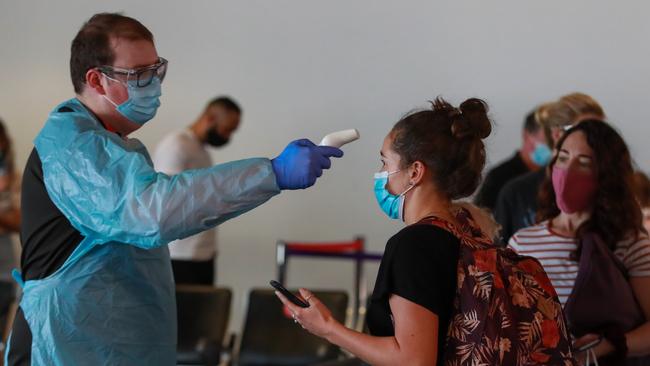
[409,161,426,185]
[85,69,106,95]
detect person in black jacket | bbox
[474,110,547,212]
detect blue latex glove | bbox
[271,139,344,190]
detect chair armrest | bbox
[219,332,237,366]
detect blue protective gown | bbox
[6,98,280,365]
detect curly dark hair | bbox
[390,97,492,200]
[537,119,644,252]
[633,171,650,208]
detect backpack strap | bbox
[416,208,493,248]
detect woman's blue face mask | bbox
[373,170,414,221]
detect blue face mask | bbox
[103,76,162,125]
[373,170,414,221]
[529,142,552,167]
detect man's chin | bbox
[113,117,144,136]
[125,122,143,135]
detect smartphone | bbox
[270,280,310,308]
[576,337,601,352]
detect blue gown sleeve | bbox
[35,100,280,249]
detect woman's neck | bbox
[402,185,457,226]
[551,210,592,237]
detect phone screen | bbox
[270,280,310,308]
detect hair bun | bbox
[451,98,492,140]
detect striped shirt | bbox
[508,221,650,306]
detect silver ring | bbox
[294,319,298,323]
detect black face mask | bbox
[205,129,230,147]
[0,150,7,175]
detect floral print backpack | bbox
[420,208,576,366]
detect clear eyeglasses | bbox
[99,57,168,87]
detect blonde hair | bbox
[535,92,605,129]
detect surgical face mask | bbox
[530,143,552,167]
[552,166,597,213]
[102,75,162,125]
[373,170,414,221]
[206,129,229,147]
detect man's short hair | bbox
[70,13,154,94]
[522,110,539,134]
[206,96,242,114]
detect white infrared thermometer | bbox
[319,129,360,148]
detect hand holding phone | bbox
[270,280,310,308]
[576,337,602,352]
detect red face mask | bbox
[551,166,597,214]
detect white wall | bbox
[2,0,650,332]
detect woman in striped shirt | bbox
[509,120,650,364]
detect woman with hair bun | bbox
[276,98,571,365]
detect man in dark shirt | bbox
[494,168,547,243]
[494,93,606,243]
[474,111,547,212]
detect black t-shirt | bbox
[474,151,530,212]
[9,105,89,366]
[366,223,460,364]
[20,148,85,281]
[19,103,110,281]
[494,168,546,243]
